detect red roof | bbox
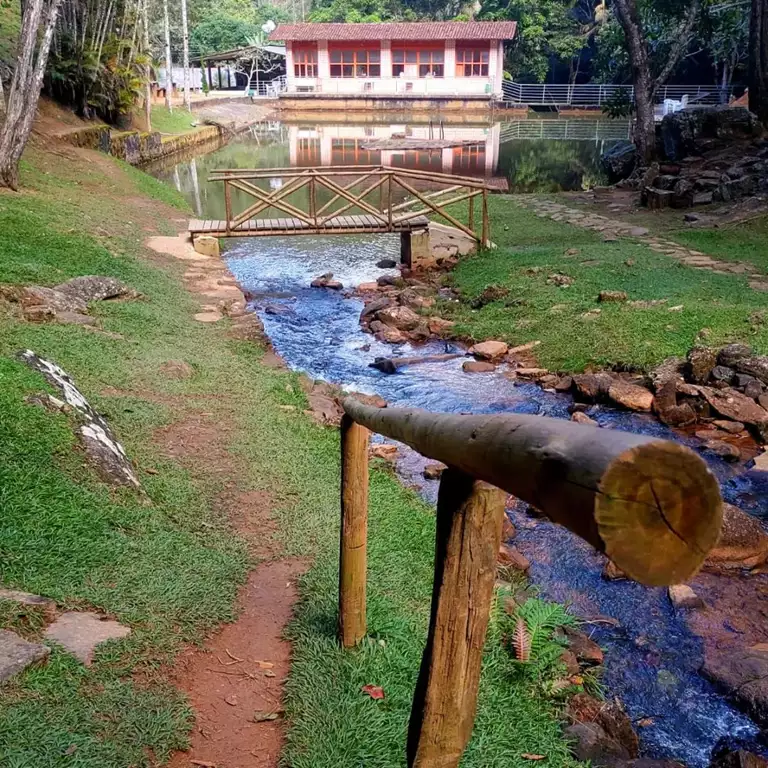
[270,21,517,42]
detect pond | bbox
[148,115,767,768]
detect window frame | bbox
[293,48,318,78]
[456,47,490,77]
[392,48,445,78]
[329,48,381,78]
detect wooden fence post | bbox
[407,468,506,768]
[224,179,232,235]
[468,193,475,233]
[481,188,489,248]
[339,414,370,648]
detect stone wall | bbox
[60,124,223,166]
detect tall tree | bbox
[611,0,701,162]
[180,0,191,108]
[750,0,768,124]
[163,0,172,109]
[0,0,64,189]
[142,0,152,129]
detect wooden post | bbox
[339,414,370,648]
[400,231,412,268]
[224,180,232,235]
[309,176,316,225]
[468,193,475,233]
[407,468,506,768]
[387,174,393,229]
[481,188,489,248]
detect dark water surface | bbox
[152,123,768,767]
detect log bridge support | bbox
[338,399,724,768]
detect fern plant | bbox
[508,598,576,681]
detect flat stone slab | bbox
[44,612,131,665]
[0,629,50,683]
[0,588,56,610]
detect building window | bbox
[393,49,444,78]
[452,144,486,174]
[294,49,318,78]
[330,49,381,78]
[457,48,489,77]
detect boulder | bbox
[54,275,139,303]
[598,290,628,303]
[710,750,768,768]
[565,723,631,765]
[601,141,638,183]
[469,340,509,361]
[653,380,697,427]
[702,646,768,725]
[734,355,768,386]
[375,305,422,331]
[376,258,397,269]
[661,108,763,162]
[650,357,686,389]
[360,297,393,322]
[563,627,604,665]
[0,629,50,683]
[713,419,746,434]
[19,350,141,489]
[687,346,718,384]
[711,365,736,384]
[497,543,530,572]
[696,386,768,440]
[423,462,447,480]
[43,611,130,665]
[566,693,638,764]
[427,317,455,336]
[609,380,654,412]
[668,584,705,610]
[719,343,753,368]
[703,502,768,573]
[703,439,741,461]
[469,284,509,309]
[463,360,496,373]
[369,444,398,461]
[573,373,614,402]
[193,235,220,257]
[572,412,598,426]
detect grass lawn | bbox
[442,196,768,372]
[0,145,581,765]
[150,105,200,135]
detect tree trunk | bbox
[180,0,191,110]
[749,0,768,125]
[0,0,63,189]
[163,0,172,111]
[142,0,152,131]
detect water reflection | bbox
[152,115,631,216]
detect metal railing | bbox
[500,80,735,107]
[498,118,632,142]
[338,399,723,767]
[249,74,287,98]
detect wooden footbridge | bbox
[188,165,493,248]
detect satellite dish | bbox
[262,20,276,34]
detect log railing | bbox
[207,165,492,246]
[338,398,723,768]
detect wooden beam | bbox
[341,399,723,587]
[316,175,389,222]
[392,176,480,243]
[339,414,370,648]
[392,190,482,226]
[227,175,312,227]
[319,177,387,226]
[481,189,490,248]
[316,172,377,217]
[230,178,315,228]
[388,185,464,214]
[407,468,506,768]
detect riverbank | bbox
[0,139,580,764]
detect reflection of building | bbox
[271,22,516,102]
[288,124,502,179]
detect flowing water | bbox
[153,116,768,767]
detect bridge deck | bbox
[189,214,430,238]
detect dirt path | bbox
[146,234,303,768]
[517,196,768,291]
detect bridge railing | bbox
[338,398,723,767]
[208,165,495,245]
[500,80,734,107]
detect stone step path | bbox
[0,588,131,683]
[517,197,768,292]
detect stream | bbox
[152,116,768,767]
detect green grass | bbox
[150,106,199,135]
[443,196,768,372]
[0,0,20,65]
[669,216,768,272]
[0,147,581,765]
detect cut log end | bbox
[596,441,723,586]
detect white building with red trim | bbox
[270,22,517,101]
